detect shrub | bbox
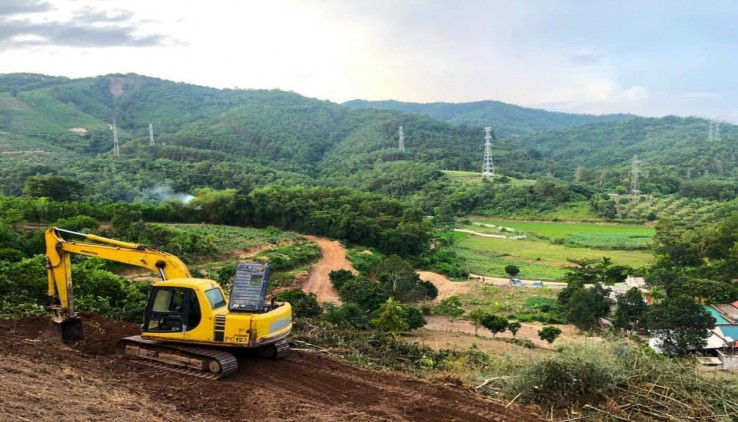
[276,289,322,318]
[505,343,619,408]
[538,326,562,344]
[329,269,356,290]
[324,302,369,328]
[523,297,556,313]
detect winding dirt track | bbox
[0,317,544,421]
[300,235,355,303]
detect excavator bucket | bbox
[55,316,85,343]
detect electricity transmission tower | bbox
[708,118,721,142]
[112,120,120,157]
[482,127,495,179]
[630,155,641,196]
[149,123,155,146]
[398,125,405,152]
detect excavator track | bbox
[115,336,238,380]
[274,338,290,359]
[256,338,290,359]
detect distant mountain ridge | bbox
[343,99,634,136]
[0,72,735,201]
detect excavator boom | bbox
[45,227,192,341]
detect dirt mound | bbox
[0,317,544,421]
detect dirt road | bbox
[301,235,355,303]
[0,317,544,421]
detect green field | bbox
[466,218,654,250]
[469,219,654,237]
[455,220,654,280]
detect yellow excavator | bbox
[45,227,292,379]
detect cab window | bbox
[145,288,201,332]
[205,288,226,309]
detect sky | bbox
[0,0,736,121]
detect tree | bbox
[613,287,648,334]
[338,279,389,312]
[481,314,508,337]
[23,175,86,201]
[375,255,430,302]
[538,326,562,344]
[508,321,522,337]
[371,298,409,335]
[468,308,489,336]
[559,283,612,331]
[401,305,427,330]
[646,295,715,355]
[418,279,438,300]
[276,289,322,318]
[434,296,464,331]
[504,265,520,277]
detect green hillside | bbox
[343,99,632,136]
[1,72,737,225]
[511,116,738,183]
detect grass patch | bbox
[468,218,654,238]
[462,284,559,314]
[456,235,652,280]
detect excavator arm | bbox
[45,227,193,341]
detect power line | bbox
[482,127,495,179]
[149,123,155,146]
[708,118,721,142]
[398,125,405,152]
[630,155,641,196]
[112,120,120,158]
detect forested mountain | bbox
[0,73,563,199]
[1,72,737,216]
[512,116,738,194]
[343,99,632,136]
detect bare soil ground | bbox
[0,317,544,422]
[421,316,581,350]
[300,235,354,303]
[417,271,476,300]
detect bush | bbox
[523,297,556,313]
[504,265,520,276]
[505,343,619,408]
[53,215,100,232]
[258,241,321,271]
[276,289,322,318]
[324,302,369,328]
[329,269,356,290]
[508,312,565,324]
[538,326,562,344]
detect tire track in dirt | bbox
[301,235,357,303]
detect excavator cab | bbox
[143,287,202,333]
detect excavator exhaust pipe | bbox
[55,316,85,343]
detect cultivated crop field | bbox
[172,224,302,253]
